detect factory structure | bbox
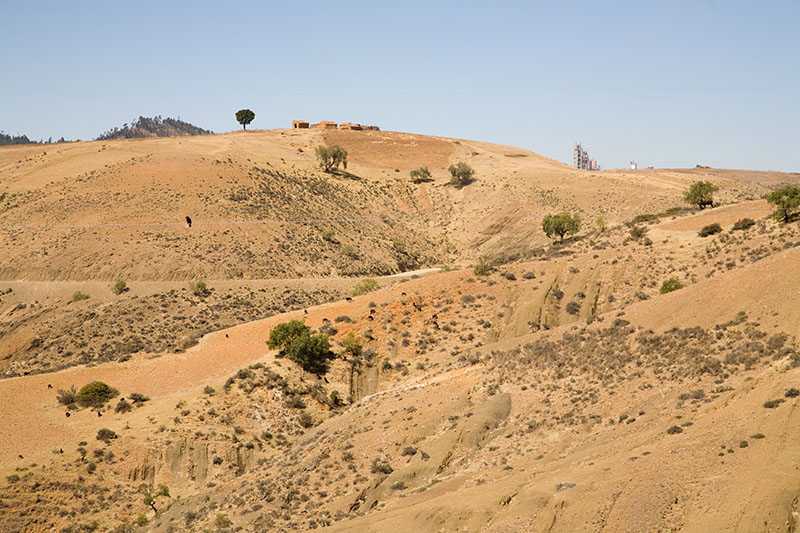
[572,143,600,170]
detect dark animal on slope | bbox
[185,216,193,228]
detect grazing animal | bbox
[345,297,353,301]
[97,411,102,417]
[401,292,407,296]
[304,309,308,314]
[433,321,440,329]
[432,314,438,319]
[18,454,23,459]
[225,333,229,338]
[370,309,376,315]
[47,384,53,389]
[367,315,374,321]
[65,412,70,417]
[185,216,192,228]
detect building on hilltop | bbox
[311,121,338,129]
[572,143,600,170]
[292,120,309,129]
[630,161,638,170]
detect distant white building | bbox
[630,161,638,170]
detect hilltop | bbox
[0,129,799,532]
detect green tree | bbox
[139,483,170,513]
[683,180,719,209]
[410,167,432,183]
[448,162,474,186]
[542,213,581,242]
[267,320,333,373]
[595,215,607,233]
[77,381,118,408]
[340,332,363,357]
[235,109,255,130]
[766,185,800,223]
[315,144,348,173]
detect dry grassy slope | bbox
[0,129,782,281]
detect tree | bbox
[315,144,348,173]
[542,213,581,242]
[448,162,474,187]
[139,483,170,513]
[410,167,432,183]
[595,215,607,233]
[683,180,719,209]
[766,185,800,223]
[235,109,255,130]
[267,320,333,373]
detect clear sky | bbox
[1,1,798,171]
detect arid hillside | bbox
[0,129,780,282]
[0,129,799,533]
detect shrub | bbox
[322,229,336,243]
[660,277,684,294]
[410,167,432,183]
[542,213,580,242]
[129,392,149,404]
[785,388,800,398]
[57,386,78,407]
[763,399,784,408]
[370,458,393,474]
[401,446,417,456]
[698,223,722,237]
[629,226,648,240]
[732,218,755,231]
[683,180,718,209]
[112,280,127,295]
[315,144,348,173]
[448,162,474,186]
[72,291,90,302]
[391,481,407,490]
[666,425,684,434]
[215,514,232,529]
[298,411,314,428]
[77,381,118,408]
[739,440,749,448]
[565,301,580,315]
[340,244,358,259]
[750,433,765,439]
[473,255,493,276]
[115,399,132,413]
[352,278,379,296]
[96,428,118,443]
[204,385,215,396]
[189,280,208,296]
[134,514,149,527]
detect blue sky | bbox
[1,1,798,171]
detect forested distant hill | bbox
[95,116,212,140]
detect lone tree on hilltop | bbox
[684,180,719,209]
[315,144,348,173]
[542,213,581,242]
[448,162,474,187]
[267,319,333,374]
[235,109,255,130]
[766,185,800,223]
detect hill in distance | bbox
[95,115,212,141]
